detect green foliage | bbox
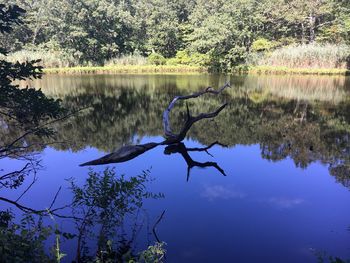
[0,166,166,262]
[315,250,350,263]
[95,241,166,263]
[0,4,63,129]
[138,242,166,263]
[0,211,53,263]
[147,53,166,65]
[0,4,25,34]
[70,167,164,261]
[52,231,66,263]
[0,4,64,189]
[251,38,275,52]
[70,168,162,216]
[3,0,350,70]
[167,50,210,66]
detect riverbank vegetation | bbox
[2,0,350,73]
[43,65,206,74]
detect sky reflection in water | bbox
[2,74,350,262]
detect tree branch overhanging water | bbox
[80,83,231,178]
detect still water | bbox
[2,74,350,262]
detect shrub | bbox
[173,50,191,64]
[222,46,248,70]
[189,52,210,66]
[166,50,210,67]
[147,53,166,65]
[166,58,178,65]
[251,38,275,52]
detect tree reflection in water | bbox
[5,74,350,262]
[34,75,348,189]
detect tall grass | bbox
[256,44,350,69]
[4,49,76,68]
[43,65,207,74]
[105,54,148,66]
[245,66,349,75]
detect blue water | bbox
[1,74,350,262]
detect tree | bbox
[135,0,182,57]
[0,3,62,191]
[188,0,265,69]
[279,0,333,43]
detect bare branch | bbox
[48,186,62,210]
[15,173,37,202]
[186,141,228,157]
[162,82,230,138]
[164,143,227,181]
[152,210,165,243]
[80,83,230,171]
[0,196,78,219]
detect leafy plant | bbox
[0,210,54,263]
[147,53,166,65]
[70,167,164,261]
[251,38,275,52]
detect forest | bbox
[2,0,350,71]
[1,2,350,262]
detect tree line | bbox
[2,0,350,69]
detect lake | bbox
[1,74,350,262]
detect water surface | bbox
[2,74,350,262]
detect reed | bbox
[246,66,349,75]
[43,65,207,74]
[256,44,350,69]
[5,49,76,68]
[105,54,148,66]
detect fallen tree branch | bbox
[80,83,230,177]
[162,82,230,138]
[80,142,159,166]
[163,103,228,144]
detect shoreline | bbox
[243,66,350,75]
[43,65,350,76]
[43,65,207,74]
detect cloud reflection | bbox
[201,184,246,201]
[267,197,304,208]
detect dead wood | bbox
[80,83,230,173]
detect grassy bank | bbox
[43,65,349,75]
[242,66,350,75]
[10,44,350,76]
[243,44,350,75]
[43,65,207,74]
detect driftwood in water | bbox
[80,82,230,171]
[80,143,159,166]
